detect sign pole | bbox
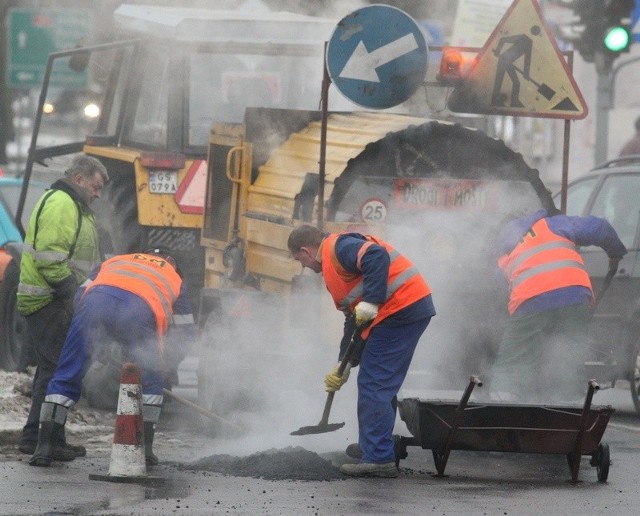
[317,42,331,232]
[559,50,575,216]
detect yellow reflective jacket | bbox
[17,180,100,315]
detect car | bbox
[0,176,49,371]
[555,155,640,414]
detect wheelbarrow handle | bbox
[594,262,618,309]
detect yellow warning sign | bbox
[448,0,588,119]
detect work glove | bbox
[354,301,379,328]
[51,275,79,319]
[324,363,351,393]
[51,274,79,301]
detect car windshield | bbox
[589,174,640,249]
[561,176,599,217]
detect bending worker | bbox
[29,250,196,467]
[288,225,435,478]
[491,208,626,402]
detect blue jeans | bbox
[357,317,431,463]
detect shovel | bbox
[162,388,243,431]
[291,325,364,436]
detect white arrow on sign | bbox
[17,31,27,49]
[339,33,419,83]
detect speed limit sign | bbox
[360,198,387,222]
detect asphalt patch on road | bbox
[179,446,344,481]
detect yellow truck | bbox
[10,5,556,413]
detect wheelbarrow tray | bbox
[396,377,614,482]
[398,400,613,455]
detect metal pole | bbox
[594,54,613,166]
[559,50,574,215]
[611,55,640,109]
[317,42,331,232]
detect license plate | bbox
[148,170,178,194]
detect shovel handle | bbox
[319,328,363,426]
[162,388,242,431]
[336,324,366,376]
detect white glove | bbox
[355,301,379,327]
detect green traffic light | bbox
[603,25,631,52]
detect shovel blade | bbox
[290,421,345,436]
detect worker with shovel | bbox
[29,249,195,467]
[288,225,435,478]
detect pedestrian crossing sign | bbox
[448,0,588,119]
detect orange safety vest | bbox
[85,253,182,337]
[498,218,593,315]
[321,233,431,338]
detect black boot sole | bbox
[29,456,52,467]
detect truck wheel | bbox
[0,258,32,371]
[93,170,145,255]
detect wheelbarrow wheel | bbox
[591,442,610,482]
[629,343,640,417]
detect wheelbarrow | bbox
[395,376,614,482]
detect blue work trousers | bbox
[46,286,164,406]
[357,316,431,464]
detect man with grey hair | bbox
[17,154,108,460]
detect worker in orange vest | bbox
[288,225,435,478]
[29,250,195,467]
[491,209,626,402]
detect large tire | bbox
[0,258,33,372]
[629,341,640,417]
[93,171,145,255]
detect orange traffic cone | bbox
[90,362,162,484]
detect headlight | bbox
[83,103,100,118]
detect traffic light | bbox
[573,0,635,62]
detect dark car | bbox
[556,156,640,414]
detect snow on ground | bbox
[0,368,119,460]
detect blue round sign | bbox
[326,5,428,109]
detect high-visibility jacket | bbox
[498,218,593,315]
[84,253,182,335]
[321,233,431,338]
[17,182,100,315]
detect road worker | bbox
[288,225,435,478]
[491,208,627,402]
[18,155,108,460]
[29,249,196,467]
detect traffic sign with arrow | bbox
[326,5,428,109]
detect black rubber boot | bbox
[144,421,158,466]
[60,442,87,457]
[29,402,76,466]
[29,421,56,467]
[58,426,87,457]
